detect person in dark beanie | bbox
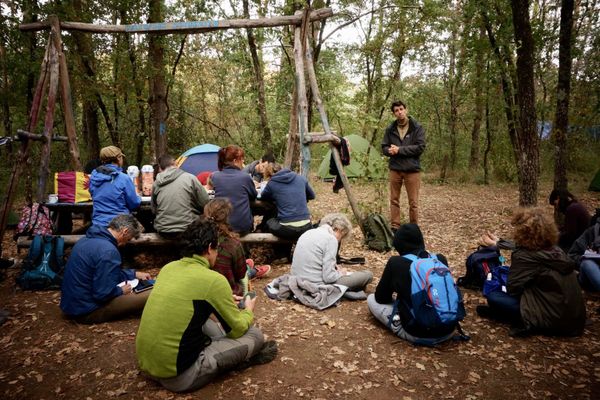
[367,224,456,344]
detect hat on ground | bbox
[100,146,125,162]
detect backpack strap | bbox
[27,235,43,265]
[52,236,65,273]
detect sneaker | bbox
[508,325,533,338]
[250,265,271,280]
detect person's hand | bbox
[121,284,132,295]
[479,232,499,247]
[233,294,244,303]
[389,145,399,155]
[337,266,348,275]
[135,271,152,280]
[244,295,257,312]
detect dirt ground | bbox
[1,178,599,400]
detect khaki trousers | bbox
[389,170,421,227]
[75,290,151,324]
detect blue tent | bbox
[176,144,220,176]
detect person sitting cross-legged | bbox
[60,214,151,324]
[367,224,458,345]
[135,216,277,393]
[290,213,373,295]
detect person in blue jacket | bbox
[89,146,141,227]
[209,145,257,234]
[260,163,315,240]
[60,214,151,324]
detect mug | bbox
[47,194,59,204]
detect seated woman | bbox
[548,189,590,251]
[209,145,257,234]
[367,224,457,345]
[567,220,600,292]
[477,207,586,337]
[290,213,372,292]
[260,163,315,240]
[204,199,270,296]
[243,152,275,183]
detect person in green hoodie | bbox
[136,216,277,392]
[477,207,586,337]
[151,154,209,238]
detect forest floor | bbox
[1,177,599,400]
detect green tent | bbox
[589,169,600,191]
[317,134,386,179]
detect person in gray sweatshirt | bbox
[290,213,372,292]
[152,154,209,237]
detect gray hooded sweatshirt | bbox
[151,167,209,233]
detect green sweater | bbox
[135,255,254,378]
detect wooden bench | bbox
[16,232,292,249]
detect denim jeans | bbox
[486,290,521,323]
[579,259,600,291]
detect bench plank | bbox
[16,232,291,248]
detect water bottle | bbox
[141,165,154,196]
[126,165,140,195]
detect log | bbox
[17,233,292,249]
[51,16,82,171]
[304,33,364,232]
[36,38,59,204]
[293,11,311,177]
[19,9,334,34]
[16,129,68,142]
[303,133,341,145]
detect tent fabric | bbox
[317,134,385,179]
[176,144,220,176]
[590,169,600,192]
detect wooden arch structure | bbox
[0,7,364,258]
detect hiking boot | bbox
[237,340,278,370]
[343,290,367,300]
[250,265,271,280]
[509,325,533,338]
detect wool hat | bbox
[100,146,125,162]
[392,223,425,255]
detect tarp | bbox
[176,143,220,176]
[590,169,600,192]
[317,134,385,179]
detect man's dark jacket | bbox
[381,117,426,172]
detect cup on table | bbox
[47,194,59,204]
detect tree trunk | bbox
[24,0,39,117]
[469,25,486,169]
[511,0,539,206]
[243,0,272,152]
[0,35,10,136]
[552,0,574,191]
[148,0,167,160]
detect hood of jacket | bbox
[270,168,297,184]
[85,224,117,246]
[154,167,185,188]
[393,223,425,255]
[90,164,121,186]
[514,246,576,275]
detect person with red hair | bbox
[209,145,257,234]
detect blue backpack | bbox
[457,246,504,290]
[403,254,466,329]
[482,265,510,297]
[16,235,65,290]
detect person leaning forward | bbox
[60,214,151,324]
[136,216,277,392]
[381,100,426,229]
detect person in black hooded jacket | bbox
[367,224,456,344]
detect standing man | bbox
[60,214,151,324]
[381,100,426,229]
[152,154,209,238]
[89,146,141,227]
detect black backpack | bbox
[362,213,394,252]
[457,246,503,291]
[16,235,65,290]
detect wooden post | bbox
[304,38,365,231]
[0,39,52,258]
[50,16,82,171]
[293,10,310,177]
[36,39,60,203]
